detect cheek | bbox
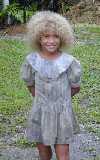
[40,38,47,45]
[39,39,46,47]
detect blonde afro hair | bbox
[26,11,74,51]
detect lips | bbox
[46,45,56,47]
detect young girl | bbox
[20,11,82,160]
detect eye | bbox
[40,34,49,39]
[54,34,59,38]
[44,35,49,38]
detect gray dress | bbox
[20,52,82,145]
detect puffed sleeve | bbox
[20,58,35,86]
[67,58,82,87]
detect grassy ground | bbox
[0,24,100,148]
[0,40,32,141]
[73,24,100,136]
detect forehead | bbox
[40,31,59,36]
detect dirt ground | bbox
[0,24,26,36]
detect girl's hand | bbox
[27,86,35,97]
[71,86,80,97]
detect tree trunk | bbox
[3,0,9,8]
[3,0,11,25]
[23,7,26,23]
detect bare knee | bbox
[54,144,69,160]
[37,143,52,160]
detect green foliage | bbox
[0,0,2,2]
[80,156,100,160]
[0,2,37,24]
[6,3,23,22]
[0,2,22,23]
[60,1,70,14]
[0,9,6,18]
[0,8,7,23]
[16,137,36,148]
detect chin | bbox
[47,50,56,53]
[46,48,58,53]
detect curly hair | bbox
[26,11,74,51]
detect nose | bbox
[48,37,54,43]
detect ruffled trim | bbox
[26,52,74,79]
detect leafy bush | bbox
[0,2,37,25]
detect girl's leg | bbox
[54,144,69,160]
[37,143,52,160]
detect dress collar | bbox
[26,52,74,79]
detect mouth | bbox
[46,45,56,47]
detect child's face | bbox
[39,31,60,54]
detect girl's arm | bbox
[20,57,35,97]
[68,59,82,97]
[27,86,35,97]
[71,86,80,97]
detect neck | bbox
[40,50,61,59]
